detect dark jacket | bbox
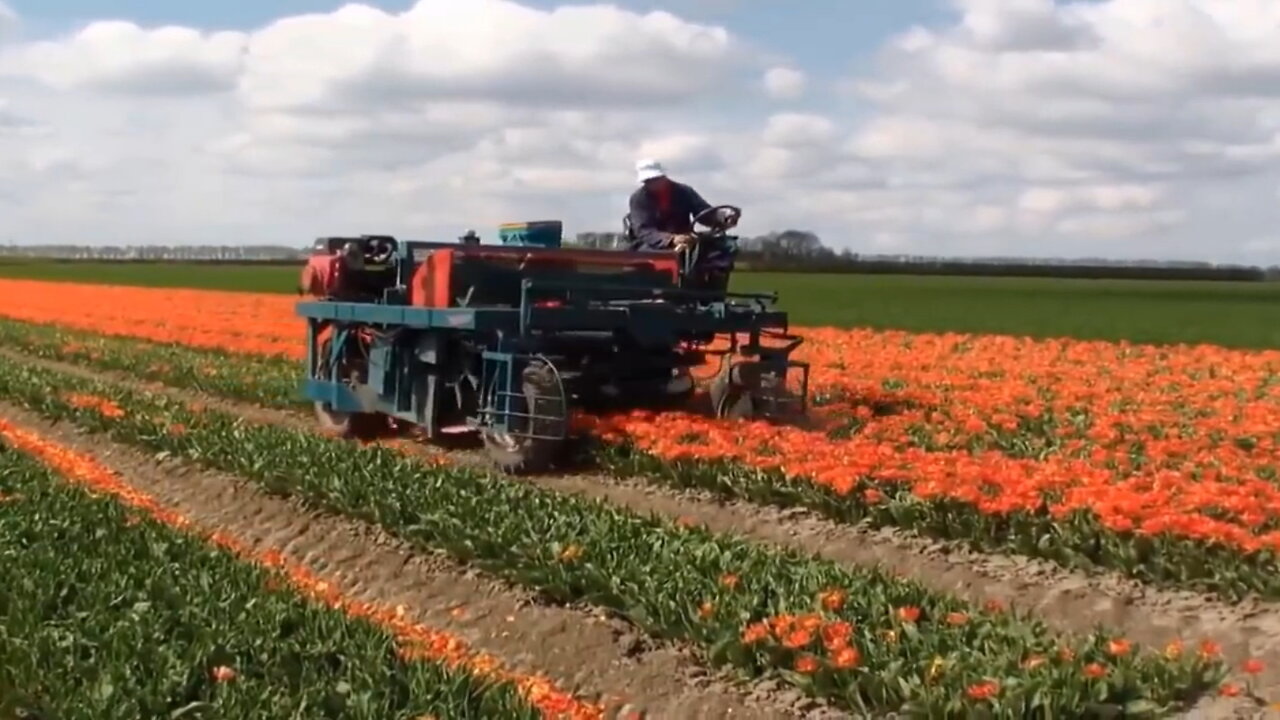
[628,180,712,251]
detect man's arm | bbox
[681,183,713,221]
[629,190,674,250]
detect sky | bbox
[0,0,1278,263]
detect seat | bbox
[622,213,638,248]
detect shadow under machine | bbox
[294,208,811,473]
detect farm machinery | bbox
[295,207,811,473]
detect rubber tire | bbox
[481,361,565,474]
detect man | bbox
[626,159,725,398]
[459,229,481,246]
[627,158,713,252]
[627,158,739,294]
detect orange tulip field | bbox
[1,272,1278,719]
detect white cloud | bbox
[0,0,757,246]
[0,21,246,93]
[828,0,1280,260]
[204,0,751,178]
[953,0,1095,52]
[762,66,805,100]
[0,0,1279,264]
[761,113,835,147]
[0,98,45,137]
[1017,184,1163,215]
[238,0,741,112]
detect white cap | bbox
[635,158,666,183]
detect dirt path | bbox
[12,351,1276,717]
[0,402,830,720]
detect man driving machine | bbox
[628,159,736,251]
[627,158,740,292]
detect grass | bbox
[2,260,1278,348]
[737,273,1280,348]
[0,260,294,294]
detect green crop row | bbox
[591,444,1280,603]
[0,438,539,720]
[6,318,1279,603]
[0,352,1224,717]
[0,318,300,408]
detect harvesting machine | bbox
[295,207,810,473]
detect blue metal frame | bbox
[476,350,516,434]
[297,301,500,331]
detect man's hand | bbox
[670,233,697,250]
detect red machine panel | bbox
[299,255,346,298]
[409,249,455,308]
[409,246,680,308]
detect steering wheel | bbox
[363,235,398,264]
[692,205,742,233]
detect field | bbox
[3,259,1279,348]
[1,263,1279,719]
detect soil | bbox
[0,403,832,720]
[11,351,1280,718]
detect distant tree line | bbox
[3,236,1278,282]
[570,230,1278,282]
[0,244,304,262]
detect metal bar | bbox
[519,278,533,338]
[522,308,791,336]
[327,326,349,407]
[479,388,566,440]
[522,277,777,304]
[403,240,678,263]
[302,379,366,414]
[296,301,523,332]
[479,350,514,434]
[304,318,316,382]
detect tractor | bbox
[295,207,811,473]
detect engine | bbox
[299,236,397,301]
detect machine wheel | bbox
[709,355,750,420]
[709,360,787,421]
[314,334,385,441]
[314,402,386,440]
[645,367,696,411]
[710,373,754,420]
[481,360,566,474]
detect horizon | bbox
[1,0,1278,265]
[3,240,1277,269]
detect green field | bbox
[2,260,1278,348]
[0,260,294,294]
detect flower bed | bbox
[0,354,1229,716]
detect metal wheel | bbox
[708,354,748,420]
[650,367,696,410]
[710,372,754,420]
[708,358,789,422]
[481,360,567,474]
